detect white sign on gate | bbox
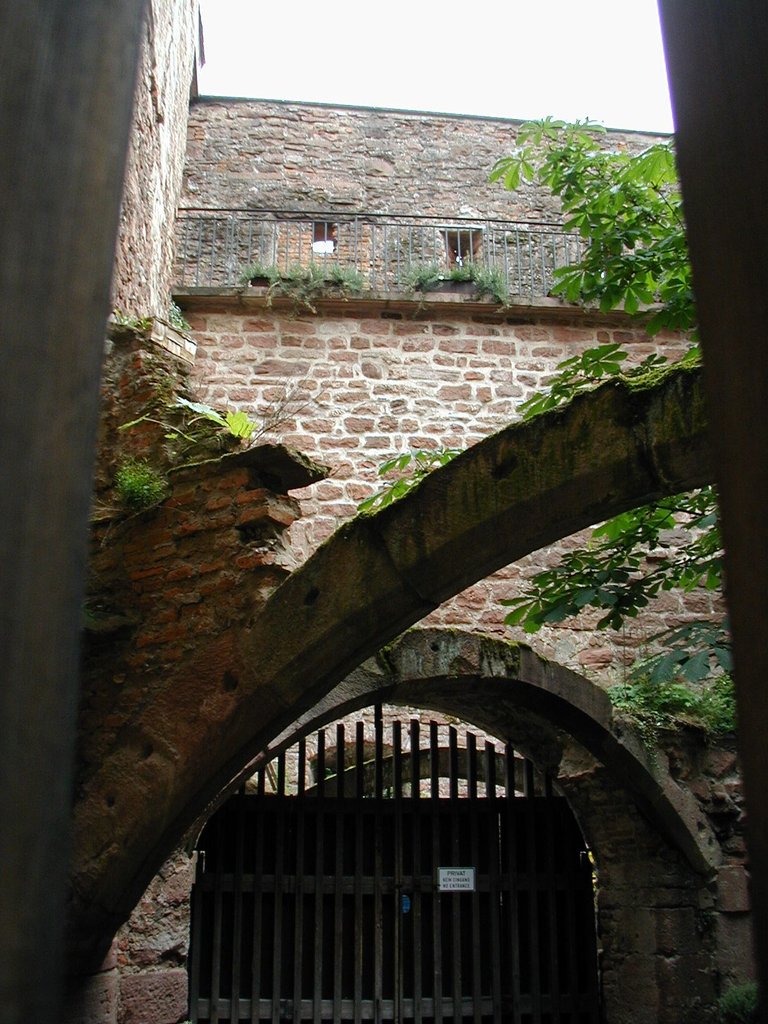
[437,867,476,892]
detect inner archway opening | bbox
[189,705,600,1024]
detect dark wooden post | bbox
[0,1,147,1019]
[658,1,768,1012]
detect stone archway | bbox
[196,627,722,1024]
[68,365,711,968]
[244,627,719,879]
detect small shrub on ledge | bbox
[404,261,509,306]
[239,261,365,312]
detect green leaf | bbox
[225,410,257,439]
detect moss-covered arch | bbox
[68,365,712,968]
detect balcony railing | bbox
[174,209,584,304]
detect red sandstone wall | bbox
[111,0,200,318]
[181,99,664,221]
[185,300,713,681]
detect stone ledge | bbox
[172,285,656,326]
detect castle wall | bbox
[181,98,663,220]
[185,298,710,680]
[111,0,200,318]
[78,93,751,1024]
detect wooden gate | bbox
[189,712,600,1024]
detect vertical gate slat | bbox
[467,733,483,1024]
[448,727,462,1024]
[544,779,561,1022]
[524,755,542,1024]
[313,732,326,1024]
[374,707,384,1024]
[189,849,204,1023]
[210,813,224,1024]
[251,768,266,1024]
[393,722,404,1024]
[504,745,523,1024]
[564,831,580,1015]
[354,722,365,1024]
[272,753,287,1024]
[410,719,423,1024]
[292,740,307,1024]
[429,722,443,1024]
[231,792,246,1023]
[333,725,346,1024]
[484,742,502,1024]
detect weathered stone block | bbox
[716,913,757,980]
[119,968,188,1024]
[63,970,119,1024]
[718,864,751,912]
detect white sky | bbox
[197,0,674,134]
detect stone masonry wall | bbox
[184,297,714,681]
[181,99,664,220]
[111,0,199,318]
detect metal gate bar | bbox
[190,708,600,1024]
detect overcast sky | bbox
[197,0,674,134]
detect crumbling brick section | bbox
[77,327,326,828]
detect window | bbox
[312,221,337,255]
[442,227,483,267]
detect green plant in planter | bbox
[114,458,168,511]
[239,261,365,312]
[404,261,509,305]
[468,263,510,305]
[719,982,758,1024]
[404,261,445,292]
[238,261,282,287]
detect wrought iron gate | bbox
[189,712,600,1024]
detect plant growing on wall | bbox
[114,458,169,510]
[168,300,191,331]
[719,982,758,1024]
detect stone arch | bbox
[68,365,712,967]
[189,628,722,1024]
[246,627,719,878]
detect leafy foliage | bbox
[718,982,759,1024]
[239,261,365,312]
[404,261,509,306]
[501,488,722,633]
[168,300,191,331]
[173,397,259,440]
[114,458,168,511]
[111,309,153,332]
[489,119,728,686]
[357,449,462,513]
[608,674,737,741]
[490,118,693,333]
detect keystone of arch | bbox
[252,626,721,878]
[68,365,713,966]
